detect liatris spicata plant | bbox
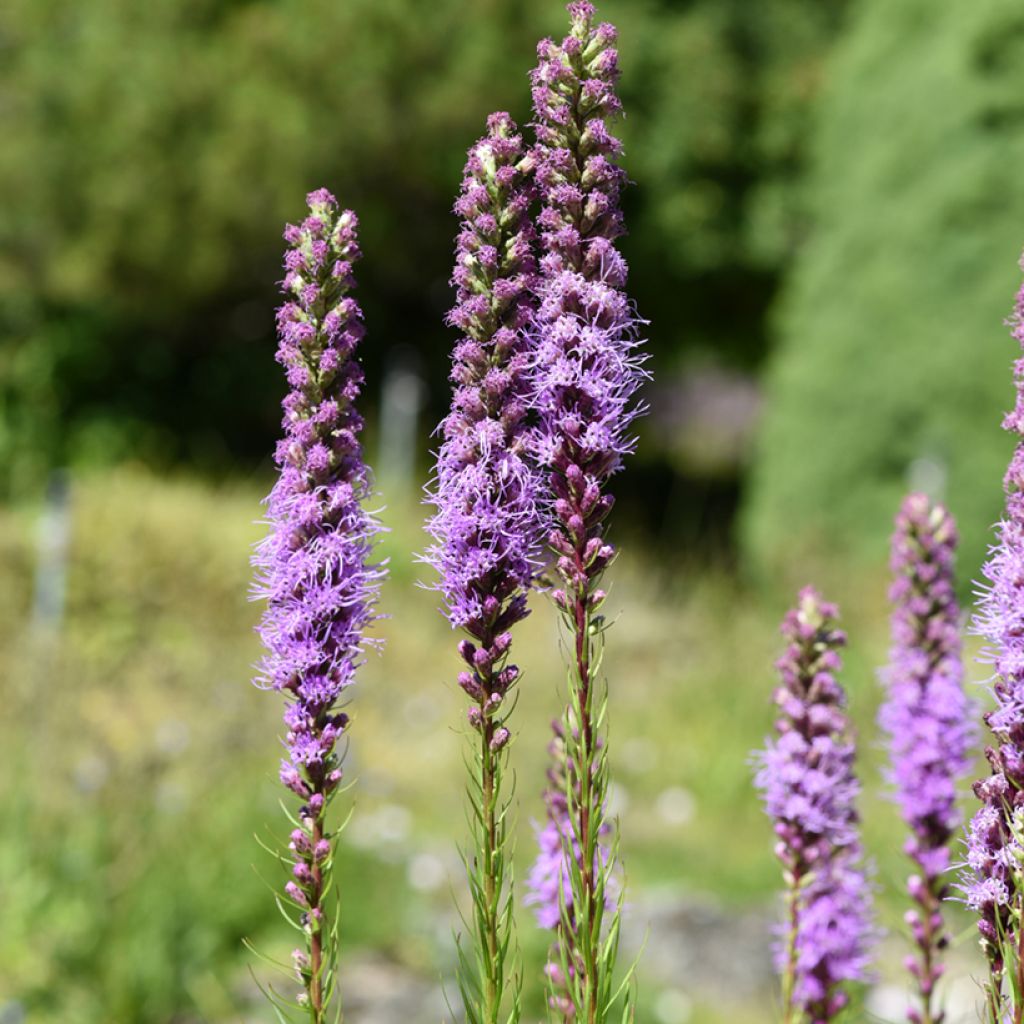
[526,720,615,1022]
[252,189,384,1022]
[880,494,975,1024]
[424,112,540,1024]
[754,588,875,1024]
[964,253,1024,1023]
[526,2,647,1020]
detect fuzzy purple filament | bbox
[252,189,383,1019]
[880,494,974,1024]
[425,110,540,678]
[964,255,1024,1017]
[423,112,540,1023]
[530,1,644,525]
[754,587,874,1024]
[525,2,647,1017]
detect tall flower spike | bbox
[424,112,540,1024]
[880,494,975,1024]
[964,252,1024,1024]
[527,4,647,1020]
[252,190,384,1023]
[754,588,875,1024]
[526,720,615,1022]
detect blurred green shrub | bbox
[0,471,408,1023]
[742,0,1024,581]
[0,0,845,491]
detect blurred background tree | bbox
[742,0,1024,581]
[0,0,847,550]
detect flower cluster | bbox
[252,189,383,1016]
[529,0,646,611]
[524,5,645,1019]
[880,493,974,1023]
[754,588,874,1021]
[425,111,541,733]
[424,112,541,1024]
[964,257,1024,1004]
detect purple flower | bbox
[529,7,645,561]
[425,111,541,658]
[252,189,383,1018]
[754,587,875,1022]
[963,254,1024,1014]
[525,5,646,1018]
[880,493,974,1024]
[423,112,541,1024]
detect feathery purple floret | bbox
[529,0,646,605]
[252,189,383,1010]
[963,257,1024,999]
[754,588,874,1023]
[425,112,541,686]
[881,494,974,1024]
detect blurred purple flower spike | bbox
[754,587,875,1023]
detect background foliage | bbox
[743,0,1024,579]
[3,0,1023,1020]
[0,0,845,510]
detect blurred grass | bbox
[0,466,987,1023]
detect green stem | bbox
[480,716,502,1024]
[781,865,801,1024]
[308,806,326,1023]
[568,585,603,1024]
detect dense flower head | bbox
[424,112,542,731]
[795,859,876,1020]
[964,254,1024,974]
[881,494,974,1024]
[754,587,875,1020]
[881,494,974,878]
[529,0,646,607]
[253,189,383,912]
[532,1,625,281]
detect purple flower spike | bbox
[530,8,645,520]
[526,4,647,1018]
[252,190,384,1021]
[964,253,1024,1022]
[426,111,540,641]
[754,587,875,1024]
[881,494,975,1024]
[424,112,541,1024]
